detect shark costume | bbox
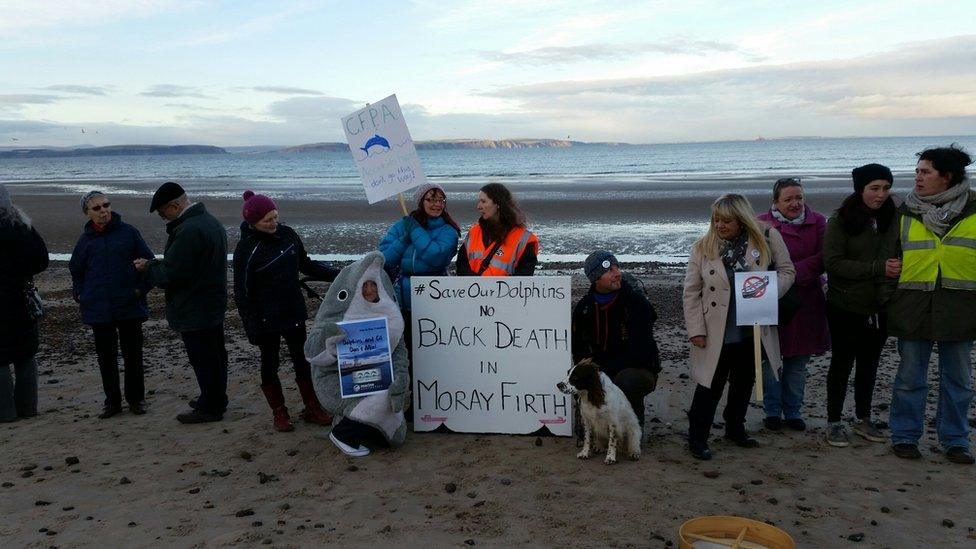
[304,251,410,453]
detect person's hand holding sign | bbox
[690,335,706,348]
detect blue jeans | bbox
[890,339,974,449]
[761,355,809,420]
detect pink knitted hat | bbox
[242,190,277,224]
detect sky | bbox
[1,0,975,147]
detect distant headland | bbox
[0,139,630,159]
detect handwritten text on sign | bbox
[341,94,427,204]
[411,276,573,436]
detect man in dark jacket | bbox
[571,250,661,426]
[135,182,229,423]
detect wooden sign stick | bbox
[753,323,763,402]
[397,192,409,216]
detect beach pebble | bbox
[43,465,54,471]
[62,506,74,511]
[279,503,291,511]
[464,540,476,546]
[236,509,255,517]
[46,530,57,536]
[286,449,299,456]
[500,478,512,485]
[880,506,890,513]
[258,472,278,484]
[750,479,763,485]
[252,521,263,527]
[21,471,34,478]
[65,457,79,466]
[942,519,954,528]
[128,521,137,527]
[847,533,864,542]
[1,482,13,488]
[314,523,325,529]
[444,482,457,493]
[85,516,93,521]
[678,373,689,379]
[346,465,358,472]
[203,503,214,509]
[35,500,52,506]
[239,451,253,461]
[870,520,877,526]
[262,539,272,545]
[188,488,200,494]
[702,471,720,479]
[731,483,743,490]
[767,497,778,505]
[120,477,131,485]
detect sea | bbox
[5,135,974,264]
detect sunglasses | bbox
[424,197,447,205]
[774,177,801,189]
[89,202,111,212]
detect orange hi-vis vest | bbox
[464,223,539,276]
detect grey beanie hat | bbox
[81,190,106,212]
[583,250,618,282]
[0,184,11,209]
[412,182,445,205]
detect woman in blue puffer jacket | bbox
[378,182,461,351]
[69,191,155,419]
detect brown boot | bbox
[296,376,332,425]
[261,384,294,432]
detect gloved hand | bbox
[389,388,410,413]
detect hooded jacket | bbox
[378,214,459,310]
[0,218,48,363]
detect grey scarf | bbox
[771,207,805,226]
[903,180,971,236]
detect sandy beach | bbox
[2,248,975,547]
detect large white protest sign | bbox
[410,276,573,436]
[734,271,779,326]
[341,94,427,204]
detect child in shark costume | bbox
[304,251,410,455]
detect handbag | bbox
[24,279,45,321]
[764,228,801,325]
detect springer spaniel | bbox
[557,359,641,464]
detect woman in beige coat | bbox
[683,194,795,460]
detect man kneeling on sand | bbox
[571,250,662,428]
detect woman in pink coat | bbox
[683,194,796,460]
[757,178,830,432]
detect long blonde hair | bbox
[694,193,770,265]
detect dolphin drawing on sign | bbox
[360,134,391,156]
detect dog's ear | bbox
[585,364,605,408]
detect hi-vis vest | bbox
[898,212,976,291]
[465,224,538,276]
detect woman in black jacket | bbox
[233,191,338,432]
[0,184,49,422]
[69,191,155,419]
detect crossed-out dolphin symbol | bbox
[360,134,391,155]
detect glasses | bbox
[774,177,801,189]
[424,197,447,205]
[90,202,111,212]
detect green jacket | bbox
[147,203,228,332]
[884,191,976,341]
[823,214,891,315]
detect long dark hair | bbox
[410,187,461,235]
[479,182,525,242]
[836,192,895,236]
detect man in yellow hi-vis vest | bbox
[885,145,976,465]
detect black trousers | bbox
[612,368,658,424]
[92,319,145,407]
[688,339,755,445]
[181,324,229,415]
[331,417,389,450]
[826,303,887,422]
[256,325,311,387]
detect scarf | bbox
[719,232,750,272]
[903,181,971,236]
[771,207,805,225]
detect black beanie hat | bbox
[851,163,893,194]
[584,250,618,282]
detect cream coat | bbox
[682,228,796,389]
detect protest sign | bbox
[341,94,427,204]
[734,271,779,326]
[410,276,573,436]
[336,317,395,399]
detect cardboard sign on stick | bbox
[410,276,573,436]
[734,270,779,403]
[341,94,428,204]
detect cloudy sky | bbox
[2,0,975,147]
